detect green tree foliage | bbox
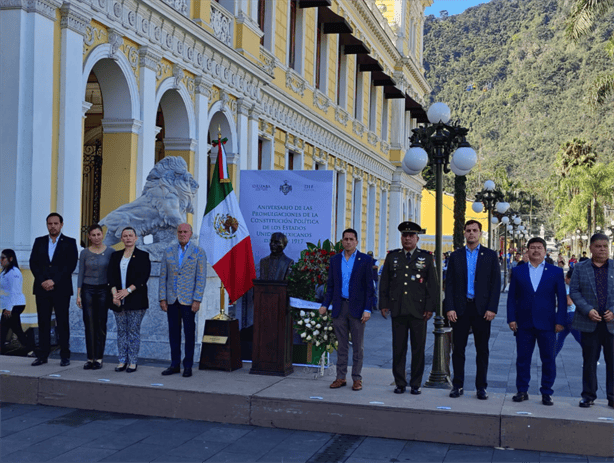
[423,0,614,237]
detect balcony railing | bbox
[210,1,233,47]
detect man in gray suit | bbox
[159,223,207,378]
[569,233,614,409]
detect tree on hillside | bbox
[554,138,597,177]
[554,162,614,237]
[566,0,614,105]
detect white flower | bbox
[300,332,306,338]
[321,316,328,321]
[324,334,328,340]
[313,330,320,336]
[306,335,312,341]
[316,324,322,329]
[310,312,316,317]
[300,310,306,317]
[315,341,320,346]
[297,320,303,326]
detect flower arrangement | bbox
[287,239,343,356]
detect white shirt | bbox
[120,256,130,290]
[0,267,26,311]
[48,235,59,261]
[528,259,546,292]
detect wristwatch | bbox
[127,288,132,294]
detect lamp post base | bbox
[423,316,452,389]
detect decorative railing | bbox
[162,0,189,16]
[210,1,233,47]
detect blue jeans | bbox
[555,312,582,356]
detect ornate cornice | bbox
[138,45,161,71]
[0,0,62,20]
[101,118,143,133]
[60,2,89,35]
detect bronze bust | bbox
[259,233,294,281]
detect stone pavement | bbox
[2,402,613,463]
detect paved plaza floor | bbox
[1,293,612,462]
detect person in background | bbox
[1,249,32,353]
[557,255,566,268]
[579,251,589,262]
[76,225,112,370]
[555,268,582,356]
[107,227,151,373]
[367,251,379,311]
[569,255,577,268]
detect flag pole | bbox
[212,282,231,320]
[218,125,230,184]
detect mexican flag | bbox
[199,136,256,302]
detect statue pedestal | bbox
[250,280,293,376]
[199,318,242,372]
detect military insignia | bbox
[280,180,292,195]
[416,257,426,269]
[416,274,421,279]
[214,213,239,239]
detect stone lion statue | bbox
[99,156,199,260]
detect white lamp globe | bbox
[451,146,477,171]
[484,180,495,191]
[402,145,428,175]
[501,216,510,224]
[606,229,612,236]
[519,225,525,231]
[449,160,472,176]
[582,235,588,240]
[513,217,521,225]
[507,225,513,232]
[427,102,451,124]
[496,202,510,214]
[491,217,499,224]
[472,201,484,213]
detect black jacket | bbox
[29,234,78,296]
[444,245,501,316]
[107,247,151,310]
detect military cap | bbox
[398,221,426,234]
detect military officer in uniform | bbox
[380,221,438,394]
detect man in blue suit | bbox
[319,228,374,391]
[569,233,614,409]
[507,237,566,406]
[159,223,207,377]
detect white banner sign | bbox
[240,170,334,271]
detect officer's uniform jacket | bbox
[379,248,439,318]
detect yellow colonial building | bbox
[0,0,433,333]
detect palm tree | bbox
[566,0,614,106]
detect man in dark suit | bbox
[379,221,437,395]
[29,213,78,366]
[507,237,566,406]
[445,220,501,400]
[569,233,614,409]
[319,228,374,391]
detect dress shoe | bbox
[512,392,529,402]
[126,365,138,373]
[608,399,614,408]
[542,394,553,406]
[31,358,47,366]
[410,387,422,395]
[579,398,594,408]
[394,386,406,394]
[182,368,192,378]
[330,379,347,389]
[477,388,488,400]
[60,358,70,367]
[161,366,181,376]
[449,387,463,398]
[352,380,363,391]
[92,361,103,370]
[115,363,127,372]
[83,361,93,370]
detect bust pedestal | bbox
[250,280,293,376]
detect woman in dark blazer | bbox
[107,227,151,373]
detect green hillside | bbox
[423,0,614,222]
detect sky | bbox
[424,0,493,17]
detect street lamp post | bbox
[471,181,510,249]
[402,102,477,388]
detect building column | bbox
[57,3,89,244]
[247,105,262,171]
[389,99,405,151]
[137,46,162,194]
[0,0,62,253]
[194,76,212,233]
[100,119,142,218]
[388,173,403,248]
[237,99,250,171]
